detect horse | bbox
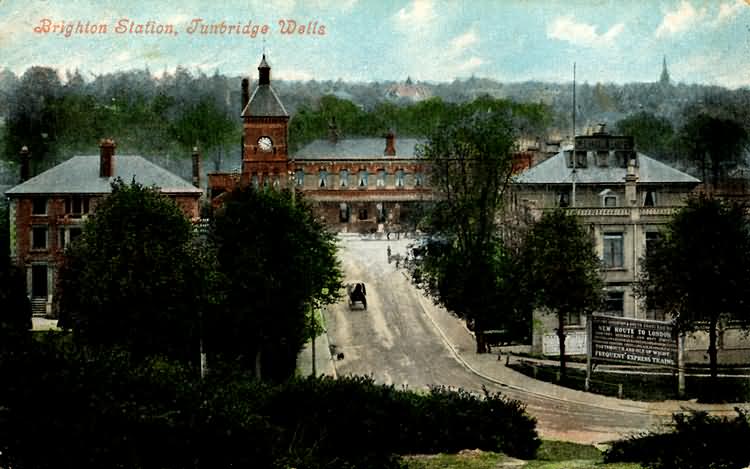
[347,282,367,310]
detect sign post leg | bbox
[678,332,685,398]
[585,313,592,391]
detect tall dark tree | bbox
[408,110,518,353]
[57,180,212,363]
[0,200,31,342]
[679,114,748,188]
[170,96,238,171]
[615,111,675,160]
[521,210,602,378]
[209,186,342,381]
[637,195,750,387]
[3,66,62,169]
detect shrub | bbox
[604,409,750,469]
[0,339,539,468]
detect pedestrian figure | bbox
[387,245,392,262]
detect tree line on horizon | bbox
[1,64,749,184]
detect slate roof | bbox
[241,85,288,117]
[5,155,202,196]
[294,138,423,160]
[514,150,700,185]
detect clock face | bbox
[258,136,273,152]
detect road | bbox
[325,236,670,444]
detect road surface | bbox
[325,236,670,444]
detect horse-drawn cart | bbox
[347,283,367,310]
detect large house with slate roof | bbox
[5,139,202,316]
[208,55,430,232]
[512,126,707,355]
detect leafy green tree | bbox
[170,96,238,169]
[678,114,748,187]
[0,201,31,343]
[637,195,750,386]
[208,186,342,381]
[521,210,602,378]
[408,110,518,353]
[57,179,213,363]
[615,111,675,160]
[3,66,62,169]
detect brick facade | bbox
[208,56,433,230]
[6,141,201,317]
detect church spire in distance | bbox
[660,55,671,86]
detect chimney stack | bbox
[192,146,201,188]
[99,138,116,178]
[625,156,639,206]
[384,130,396,156]
[19,146,30,182]
[241,78,250,112]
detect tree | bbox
[615,111,675,161]
[0,201,31,343]
[637,195,750,387]
[170,96,238,171]
[408,110,518,353]
[678,114,748,188]
[208,186,342,381]
[521,210,602,378]
[57,179,212,363]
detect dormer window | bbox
[615,150,632,168]
[596,151,609,167]
[575,151,587,168]
[565,151,574,168]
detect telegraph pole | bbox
[571,62,577,208]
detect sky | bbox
[1,0,749,87]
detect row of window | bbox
[31,197,91,216]
[31,226,82,251]
[311,169,423,189]
[558,190,657,208]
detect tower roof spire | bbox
[258,53,270,85]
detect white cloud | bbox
[446,26,479,57]
[394,0,436,30]
[715,0,746,25]
[454,56,484,74]
[655,1,706,38]
[547,15,624,47]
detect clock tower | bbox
[240,54,290,186]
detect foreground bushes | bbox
[604,409,750,469]
[0,334,539,468]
